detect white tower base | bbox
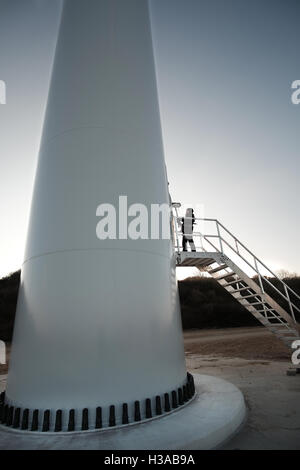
[0,375,246,450]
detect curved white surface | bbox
[0,375,246,449]
[5,0,186,427]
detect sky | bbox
[0,0,299,280]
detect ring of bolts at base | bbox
[0,373,195,432]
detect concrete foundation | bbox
[0,374,246,450]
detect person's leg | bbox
[188,238,196,252]
[182,236,187,251]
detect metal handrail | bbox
[172,211,300,323]
[216,235,300,319]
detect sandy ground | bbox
[0,326,300,449]
[184,326,291,360]
[184,327,300,450]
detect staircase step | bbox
[235,293,262,301]
[255,310,280,326]
[262,313,282,327]
[268,327,290,333]
[254,315,268,322]
[247,301,265,307]
[259,318,271,325]
[275,328,299,335]
[251,310,264,317]
[267,318,285,324]
[208,264,228,274]
[260,315,278,321]
[265,318,281,322]
[273,324,292,331]
[225,278,243,286]
[215,272,237,281]
[270,326,294,332]
[230,286,252,293]
[256,308,275,313]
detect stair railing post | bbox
[284,284,296,322]
[253,257,268,317]
[253,258,261,284]
[216,221,224,253]
[200,228,204,252]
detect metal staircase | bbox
[172,209,300,354]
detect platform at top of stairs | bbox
[177,251,219,268]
